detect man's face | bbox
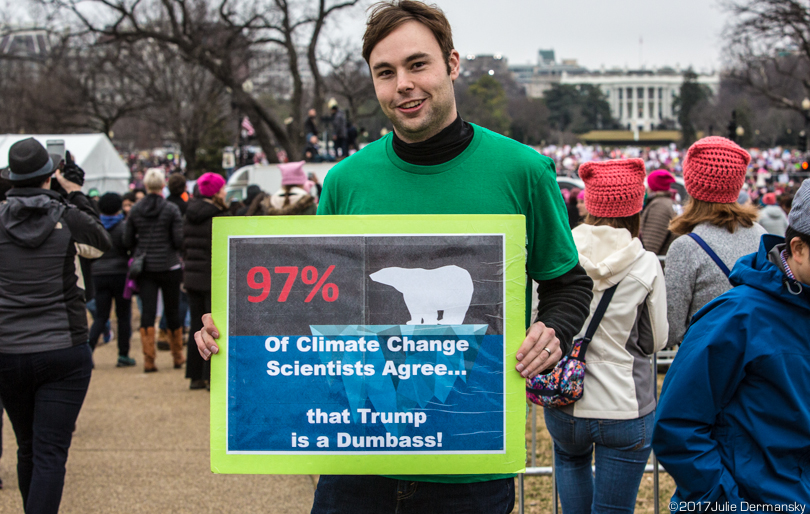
[308,109,316,118]
[369,21,459,144]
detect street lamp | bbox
[736,125,745,138]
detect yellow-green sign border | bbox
[211,214,527,475]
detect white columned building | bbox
[559,71,720,131]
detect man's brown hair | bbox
[669,197,759,236]
[362,1,454,74]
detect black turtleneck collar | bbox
[391,114,474,166]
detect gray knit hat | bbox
[789,179,810,235]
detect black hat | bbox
[98,192,123,215]
[7,138,61,183]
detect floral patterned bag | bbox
[526,283,618,408]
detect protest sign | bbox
[210,215,526,475]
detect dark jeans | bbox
[186,289,211,381]
[544,408,654,514]
[138,269,182,330]
[311,475,514,514]
[0,344,93,514]
[88,274,132,356]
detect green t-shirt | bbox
[317,123,578,483]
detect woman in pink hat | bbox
[665,137,766,347]
[256,161,317,215]
[541,158,668,513]
[182,172,229,389]
[640,169,677,255]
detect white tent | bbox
[0,134,130,194]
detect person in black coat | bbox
[89,193,135,367]
[123,168,184,372]
[159,172,190,347]
[183,173,229,389]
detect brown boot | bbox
[170,328,186,369]
[141,327,158,372]
[157,328,170,351]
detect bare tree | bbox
[322,42,378,123]
[43,0,360,160]
[725,0,810,114]
[136,41,231,176]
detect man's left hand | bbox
[516,322,562,379]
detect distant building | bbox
[461,53,510,82]
[561,68,719,132]
[510,49,589,98]
[0,29,50,59]
[510,49,720,131]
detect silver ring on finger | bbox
[543,347,552,356]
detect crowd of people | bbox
[0,1,808,513]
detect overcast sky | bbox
[335,0,730,73]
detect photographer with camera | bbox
[0,138,111,513]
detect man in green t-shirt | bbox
[196,1,592,511]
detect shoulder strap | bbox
[584,284,618,341]
[688,233,731,278]
[575,283,618,359]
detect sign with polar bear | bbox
[210,215,527,475]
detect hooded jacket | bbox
[182,197,227,292]
[123,193,183,272]
[559,224,668,419]
[758,204,789,236]
[0,188,112,353]
[653,234,810,509]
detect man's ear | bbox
[448,49,460,81]
[791,236,808,264]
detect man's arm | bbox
[534,262,593,355]
[56,172,111,253]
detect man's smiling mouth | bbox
[399,99,424,110]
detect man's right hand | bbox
[195,313,220,360]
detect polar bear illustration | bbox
[369,265,474,325]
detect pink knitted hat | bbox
[279,161,307,186]
[196,172,226,198]
[647,170,676,192]
[578,158,646,218]
[683,136,750,203]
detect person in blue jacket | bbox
[653,179,810,510]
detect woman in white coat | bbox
[544,158,668,514]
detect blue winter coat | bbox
[653,234,810,510]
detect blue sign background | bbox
[228,325,504,453]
